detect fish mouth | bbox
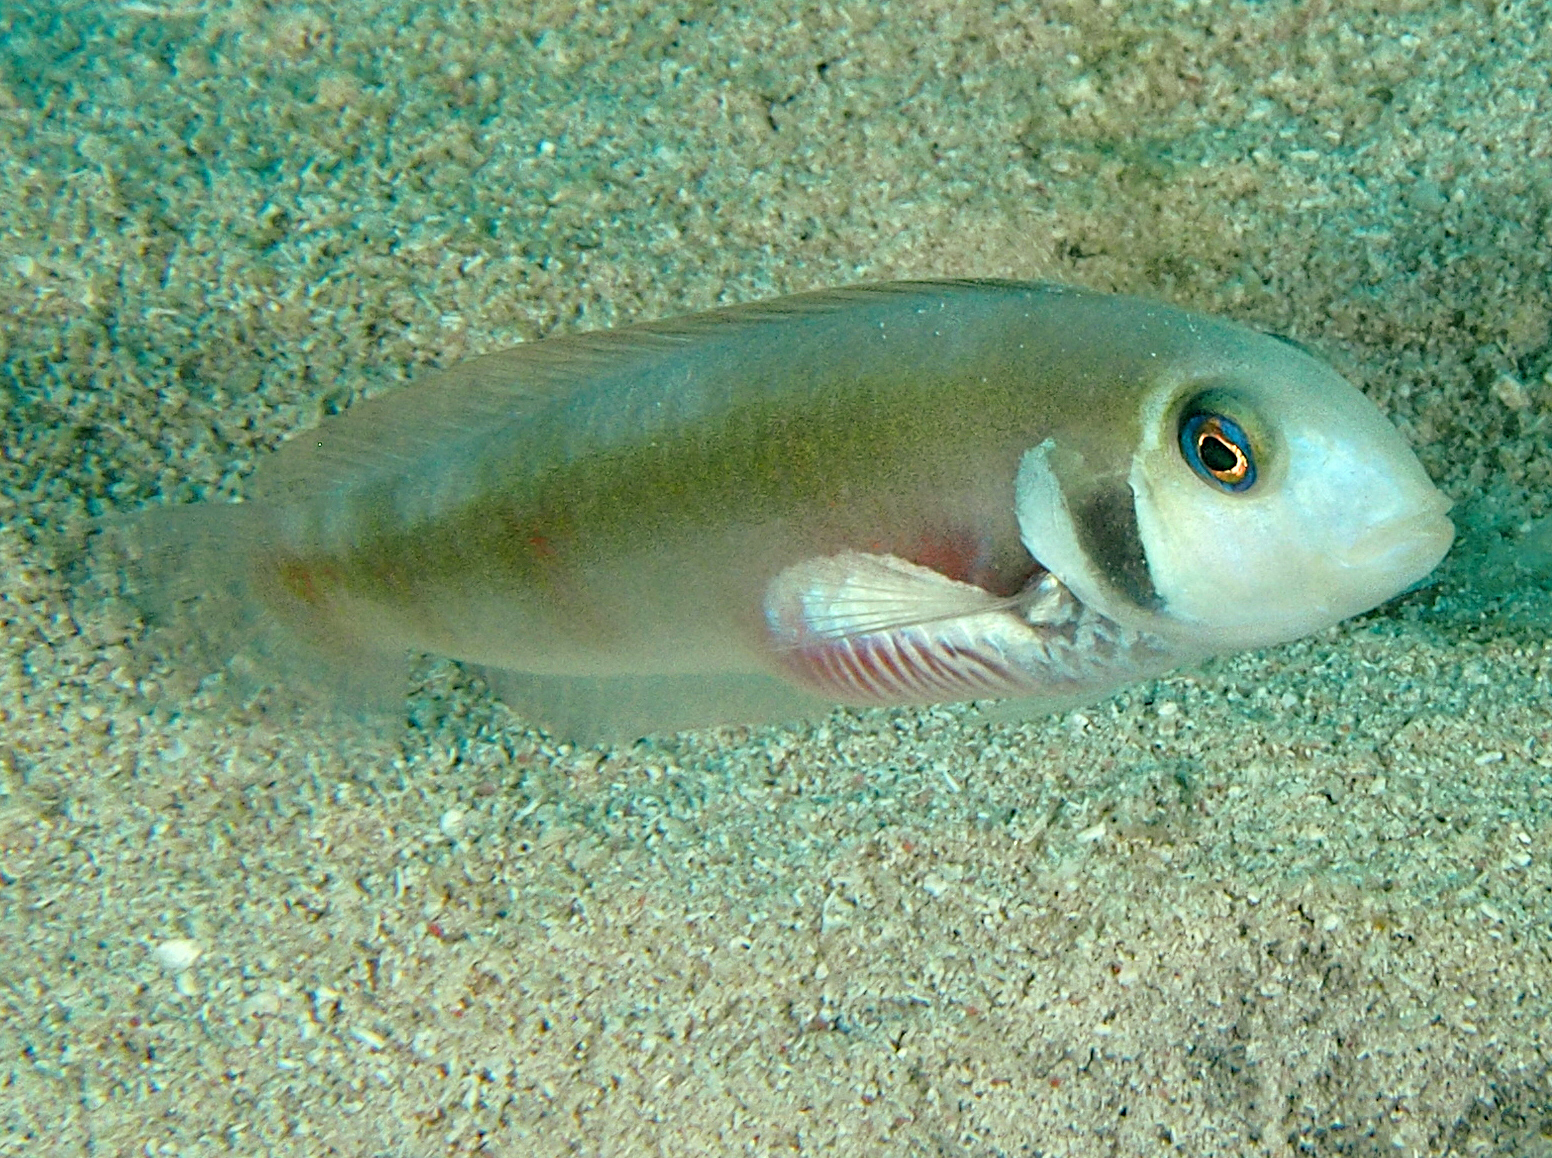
[1338,504,1455,578]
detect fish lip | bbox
[1338,508,1455,573]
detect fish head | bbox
[1129,337,1453,649]
[1017,328,1453,653]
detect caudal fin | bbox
[96,501,411,720]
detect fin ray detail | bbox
[764,551,1177,706]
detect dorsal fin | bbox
[245,280,1072,506]
[247,328,679,503]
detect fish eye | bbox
[1180,412,1256,492]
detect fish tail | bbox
[95,502,408,720]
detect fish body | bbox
[125,280,1453,739]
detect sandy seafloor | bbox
[4,1,1552,1154]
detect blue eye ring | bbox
[1180,412,1256,492]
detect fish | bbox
[113,280,1454,741]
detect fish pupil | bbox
[1199,434,1239,473]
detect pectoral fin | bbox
[763,552,1105,705]
[765,551,1025,639]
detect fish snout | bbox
[1334,490,1454,580]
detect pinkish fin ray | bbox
[764,551,1171,707]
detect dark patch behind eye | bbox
[1073,483,1161,611]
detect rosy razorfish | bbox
[115,281,1454,741]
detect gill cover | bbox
[1014,439,1162,631]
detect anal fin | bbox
[473,667,834,745]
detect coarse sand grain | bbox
[4,2,1552,1154]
